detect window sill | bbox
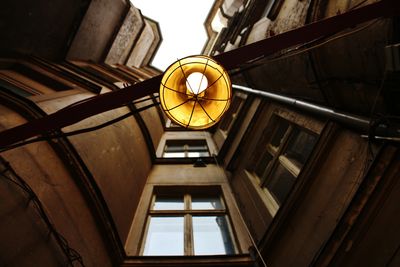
[123,254,253,267]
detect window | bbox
[219,93,246,134]
[251,115,318,206]
[142,188,236,256]
[0,62,74,97]
[163,140,210,158]
[265,0,284,20]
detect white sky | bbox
[130,0,214,71]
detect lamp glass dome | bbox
[159,55,232,130]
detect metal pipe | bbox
[232,84,399,139]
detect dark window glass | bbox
[283,129,318,169]
[266,163,296,204]
[270,119,290,148]
[254,151,273,178]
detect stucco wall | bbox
[126,20,155,67]
[105,7,144,65]
[141,19,162,67]
[67,0,128,62]
[0,105,112,267]
[35,91,153,243]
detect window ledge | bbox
[123,254,253,267]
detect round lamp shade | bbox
[160,55,231,130]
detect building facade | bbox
[1,0,400,267]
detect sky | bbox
[130,0,214,71]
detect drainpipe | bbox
[232,84,400,141]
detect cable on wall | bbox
[0,157,85,267]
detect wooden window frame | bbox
[250,114,319,207]
[0,59,82,100]
[163,139,210,158]
[139,187,238,256]
[219,92,247,135]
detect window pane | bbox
[165,145,185,152]
[192,196,223,210]
[254,151,273,178]
[187,145,208,152]
[192,216,235,255]
[0,82,34,97]
[187,151,210,158]
[153,196,184,210]
[143,216,184,255]
[163,140,209,158]
[163,152,186,158]
[270,119,290,148]
[283,129,317,168]
[266,163,296,205]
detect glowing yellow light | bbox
[186,72,208,95]
[159,55,232,130]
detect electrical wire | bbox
[0,158,85,267]
[0,101,160,153]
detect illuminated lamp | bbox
[159,55,231,129]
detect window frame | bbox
[163,139,210,158]
[249,114,319,207]
[219,92,247,135]
[0,59,84,101]
[139,187,238,256]
[266,0,285,20]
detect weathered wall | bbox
[35,91,153,243]
[323,0,379,18]
[67,0,128,62]
[140,19,162,67]
[135,97,164,151]
[0,0,90,60]
[243,18,392,117]
[126,20,155,67]
[241,0,393,116]
[105,7,144,65]
[332,147,400,267]
[0,105,112,267]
